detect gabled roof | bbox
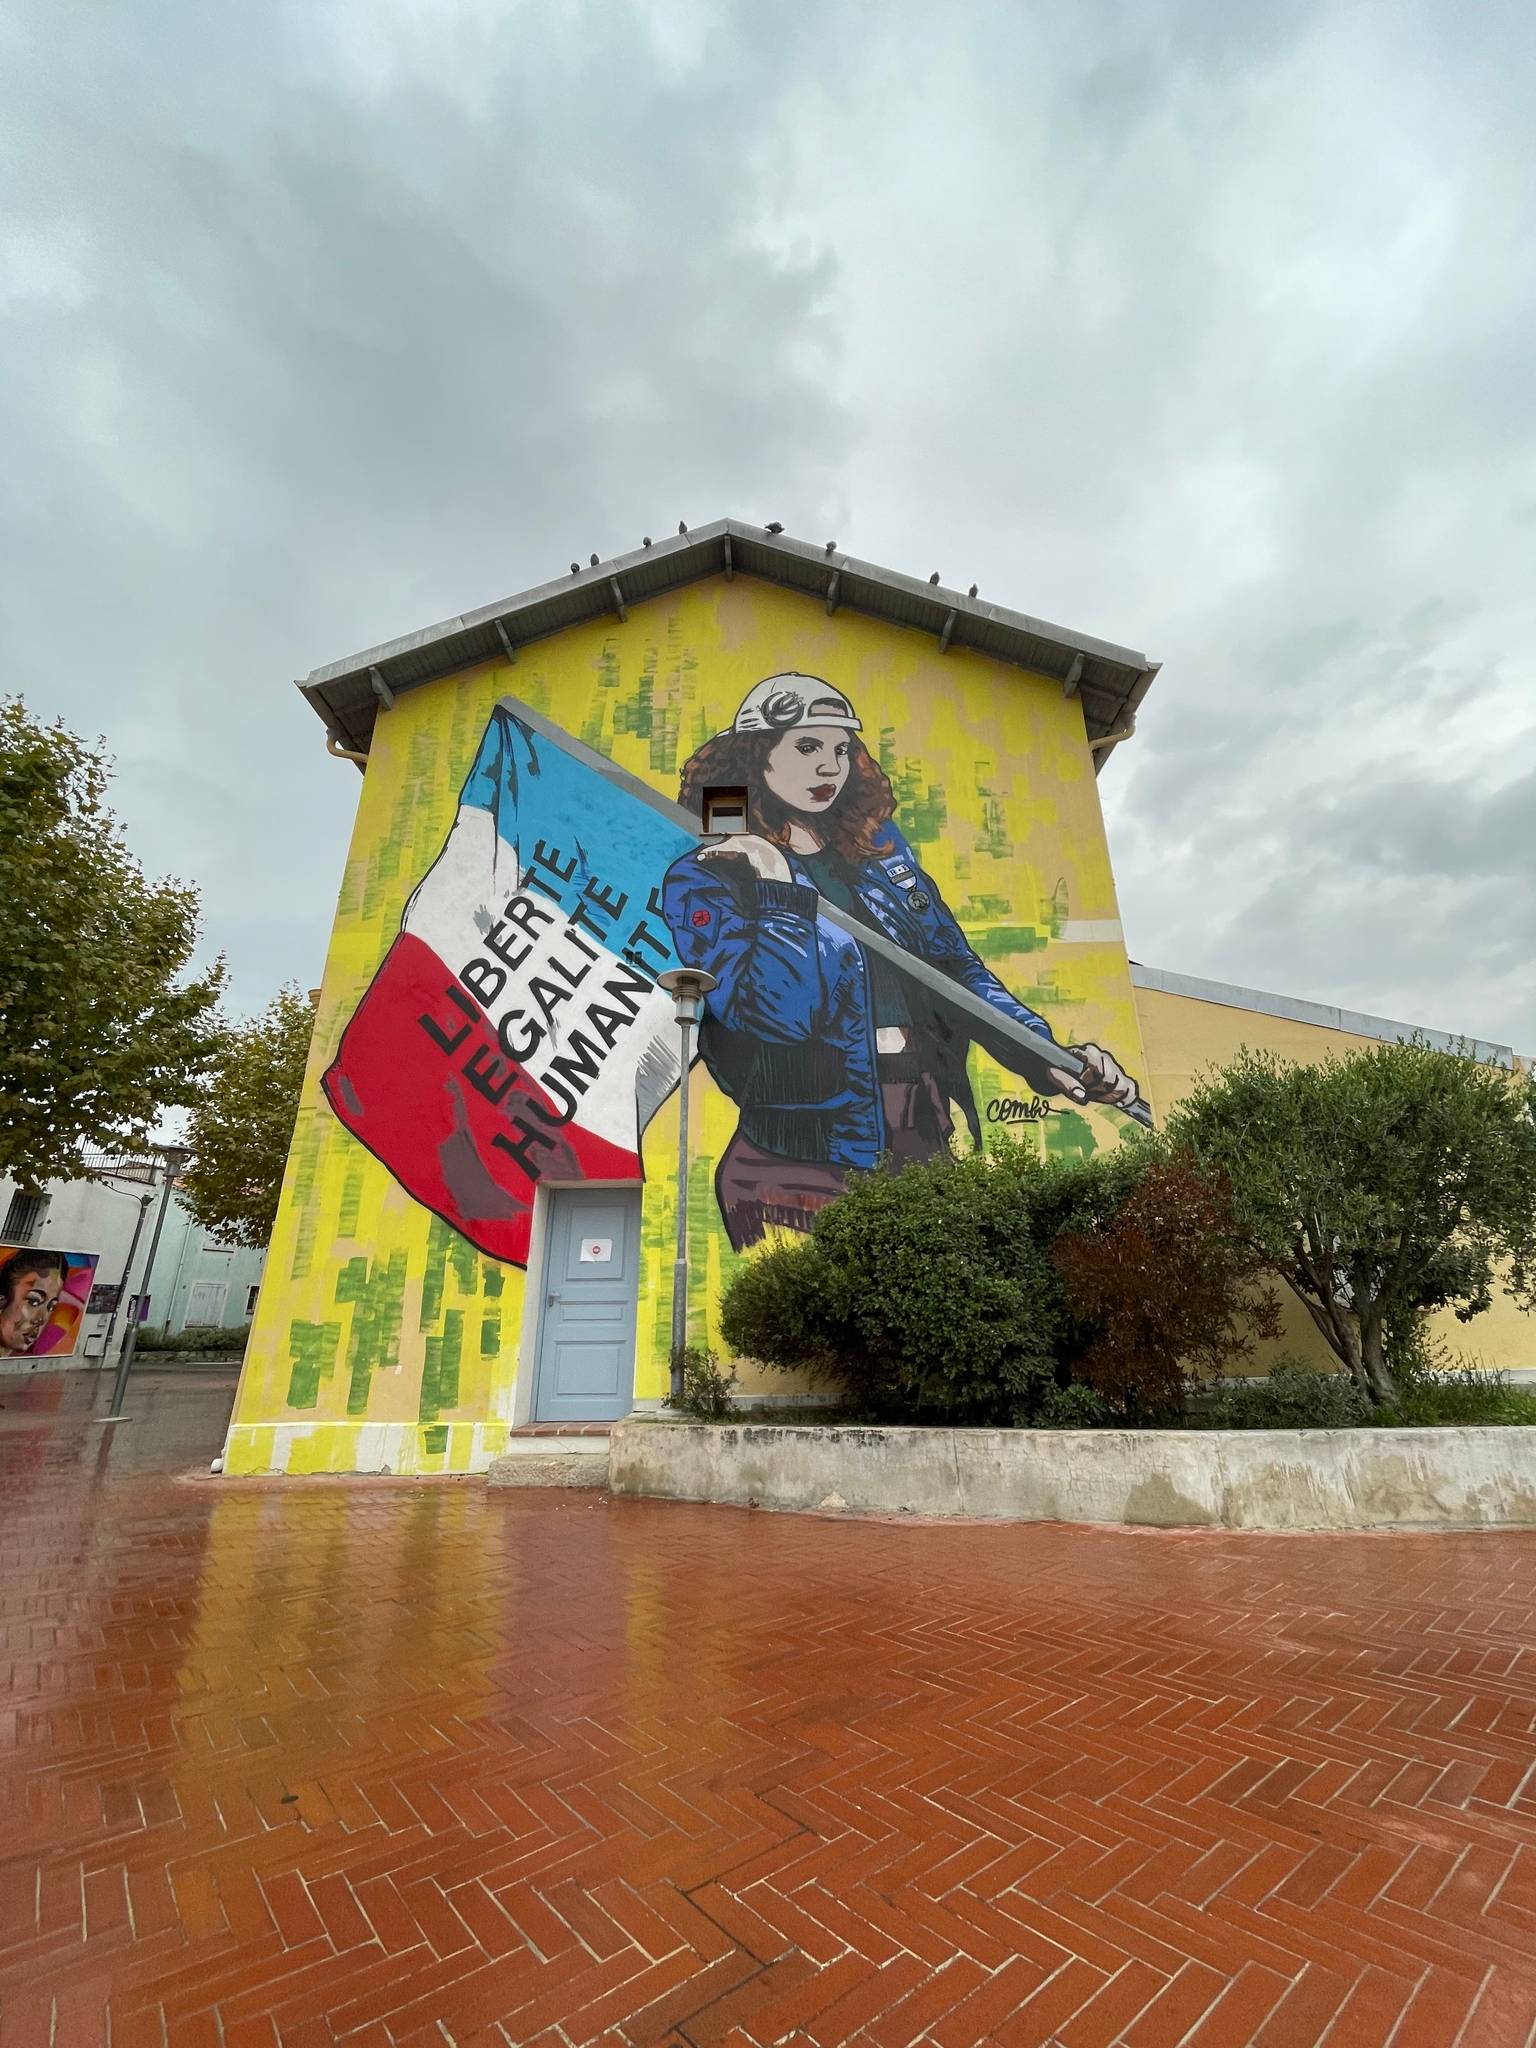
[299,517,1159,771]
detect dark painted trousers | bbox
[715,1052,954,1251]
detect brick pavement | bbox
[2,1368,1535,2047]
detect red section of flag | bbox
[323,931,642,1266]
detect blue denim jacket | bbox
[661,821,1057,1168]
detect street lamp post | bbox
[98,1184,153,1368]
[656,968,717,1407]
[101,1143,191,1423]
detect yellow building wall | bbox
[225,575,1152,1474]
[1133,983,1534,1377]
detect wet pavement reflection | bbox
[3,1369,1535,2047]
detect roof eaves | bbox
[299,518,1159,770]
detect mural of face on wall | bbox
[324,672,1145,1267]
[0,1248,69,1356]
[662,674,1143,1250]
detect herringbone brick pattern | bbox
[2,1372,1535,2047]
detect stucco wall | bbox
[610,1417,1536,1530]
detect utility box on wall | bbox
[225,527,1159,1475]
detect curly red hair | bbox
[677,729,896,863]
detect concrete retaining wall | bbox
[608,1419,1536,1530]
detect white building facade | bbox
[0,1157,266,1370]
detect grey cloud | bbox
[2,0,849,1005]
[3,0,1532,1052]
[1305,765,1536,881]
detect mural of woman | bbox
[0,1248,66,1357]
[662,673,1143,1250]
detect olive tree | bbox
[1164,1040,1536,1405]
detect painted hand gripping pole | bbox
[323,695,1151,1274]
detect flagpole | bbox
[494,698,1152,1130]
[657,969,717,1405]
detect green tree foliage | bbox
[181,985,317,1249]
[1053,1150,1282,1421]
[1164,1041,1536,1405]
[720,1139,1145,1424]
[0,698,225,1190]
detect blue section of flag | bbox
[460,706,697,941]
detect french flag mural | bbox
[324,703,697,1266]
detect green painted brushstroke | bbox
[337,1163,364,1239]
[971,925,1048,960]
[685,1149,723,1349]
[480,1260,504,1299]
[641,1174,675,1368]
[450,1230,478,1293]
[519,667,552,717]
[1044,1109,1098,1162]
[480,1311,500,1359]
[421,1425,449,1456]
[284,1320,342,1408]
[336,1249,408,1415]
[420,1309,464,1422]
[420,1215,481,1331]
[1047,878,1069,938]
[614,644,658,743]
[975,771,1012,860]
[286,1111,326,1283]
[897,769,947,847]
[875,728,947,847]
[649,638,684,779]
[360,726,435,925]
[962,894,1014,922]
[581,645,621,756]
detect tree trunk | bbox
[1294,1288,1372,1397]
[1359,1312,1399,1407]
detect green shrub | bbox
[1367,1326,1536,1425]
[138,1323,251,1355]
[1376,1358,1536,1427]
[1034,1382,1111,1428]
[719,1138,1146,1425]
[669,1345,737,1421]
[1207,1355,1370,1429]
[717,1236,848,1382]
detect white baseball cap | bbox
[724,673,862,738]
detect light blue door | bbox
[531,1189,642,1423]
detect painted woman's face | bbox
[0,1266,61,1355]
[762,726,852,815]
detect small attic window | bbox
[703,787,748,835]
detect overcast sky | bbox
[5,0,1533,1050]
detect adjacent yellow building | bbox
[1132,965,1532,1382]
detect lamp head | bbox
[656,967,718,1025]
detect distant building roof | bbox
[1131,963,1523,1069]
[299,517,1158,772]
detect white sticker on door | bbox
[578,1238,613,1264]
